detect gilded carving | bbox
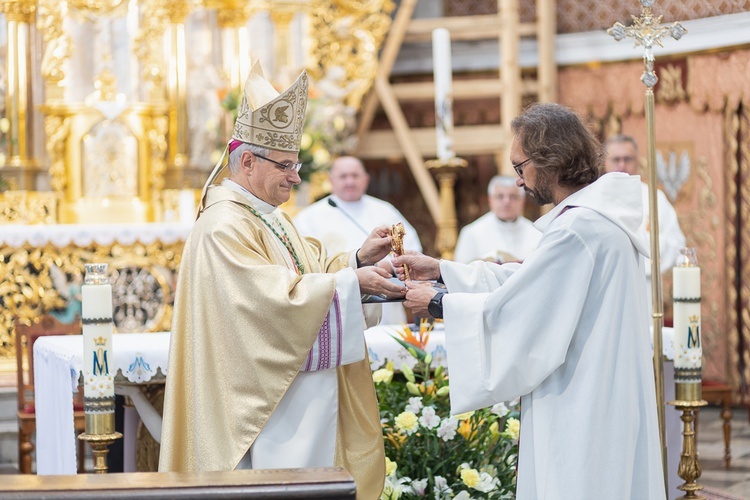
[738,106,750,391]
[0,191,57,224]
[43,114,70,194]
[657,64,688,104]
[724,106,740,389]
[0,0,36,23]
[1,239,184,361]
[134,0,169,101]
[66,0,127,15]
[309,0,395,109]
[37,0,72,85]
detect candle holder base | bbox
[668,399,708,499]
[425,157,468,170]
[78,431,123,474]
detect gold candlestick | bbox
[668,400,707,499]
[425,157,468,260]
[608,1,687,494]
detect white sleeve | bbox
[443,226,595,414]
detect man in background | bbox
[454,175,541,264]
[295,155,421,324]
[604,134,686,309]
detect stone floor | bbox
[700,406,750,499]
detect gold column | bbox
[164,1,194,173]
[1,0,39,189]
[498,0,520,175]
[212,0,253,90]
[270,7,295,84]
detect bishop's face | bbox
[510,136,555,206]
[244,150,301,206]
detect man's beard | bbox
[524,172,555,206]
[523,183,555,206]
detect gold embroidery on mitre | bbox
[232,61,308,152]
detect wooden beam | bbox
[355,0,418,146]
[499,0,521,175]
[358,124,507,159]
[404,16,536,43]
[537,0,557,102]
[374,76,441,223]
[391,78,538,101]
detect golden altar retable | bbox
[0,223,190,373]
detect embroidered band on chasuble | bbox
[232,61,308,153]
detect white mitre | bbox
[232,61,308,153]
[197,62,308,217]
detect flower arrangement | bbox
[374,320,520,499]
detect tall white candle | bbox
[82,264,115,403]
[672,248,701,375]
[432,28,455,162]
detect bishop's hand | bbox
[392,253,441,281]
[356,225,392,266]
[355,265,407,299]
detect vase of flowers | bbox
[373,320,520,499]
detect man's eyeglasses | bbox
[254,153,303,173]
[512,158,532,178]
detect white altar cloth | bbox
[33,325,678,490]
[0,222,193,248]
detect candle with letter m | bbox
[82,263,116,434]
[672,248,702,402]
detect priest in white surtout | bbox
[395,103,665,499]
[453,175,541,264]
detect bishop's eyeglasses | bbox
[512,158,532,178]
[254,153,303,173]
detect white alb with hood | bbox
[440,173,665,499]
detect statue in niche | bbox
[82,120,138,197]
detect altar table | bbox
[34,325,681,498]
[32,325,439,475]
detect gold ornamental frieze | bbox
[66,0,127,16]
[0,0,36,22]
[0,237,186,364]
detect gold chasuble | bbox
[159,185,385,498]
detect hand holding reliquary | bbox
[390,222,410,281]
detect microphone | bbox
[327,197,370,236]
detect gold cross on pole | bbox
[607,0,687,88]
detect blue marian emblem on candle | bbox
[93,336,110,376]
[687,315,700,349]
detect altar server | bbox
[159,62,401,499]
[395,103,665,499]
[294,155,421,324]
[453,175,541,264]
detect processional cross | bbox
[608,0,687,90]
[608,2,691,498]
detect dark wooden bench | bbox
[0,468,356,499]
